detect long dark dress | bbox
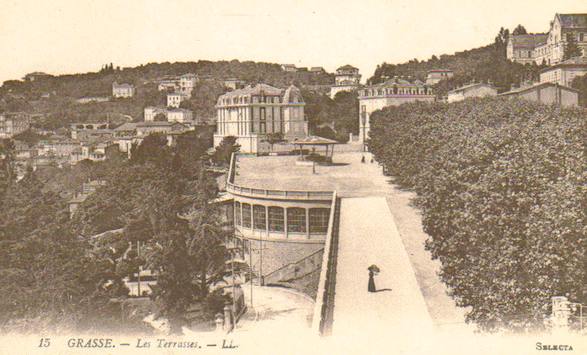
[368,270,376,292]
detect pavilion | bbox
[292,136,340,165]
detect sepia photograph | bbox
[0,0,585,354]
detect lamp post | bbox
[361,111,367,152]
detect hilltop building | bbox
[112,82,135,98]
[214,83,307,154]
[358,78,435,143]
[425,69,454,85]
[447,83,498,103]
[281,64,297,72]
[0,112,31,138]
[540,56,587,86]
[330,65,361,99]
[23,72,53,82]
[507,13,587,65]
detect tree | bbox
[512,25,528,35]
[563,33,582,60]
[369,98,586,332]
[262,132,285,152]
[154,112,167,122]
[212,136,240,166]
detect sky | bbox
[0,0,585,83]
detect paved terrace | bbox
[234,153,390,197]
[233,150,472,334]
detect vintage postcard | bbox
[0,0,585,354]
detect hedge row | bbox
[369,97,585,332]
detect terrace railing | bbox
[226,153,333,201]
[311,191,340,336]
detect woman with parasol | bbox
[367,264,380,292]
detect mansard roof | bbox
[509,34,548,49]
[222,83,283,98]
[557,14,587,29]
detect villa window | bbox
[287,208,306,233]
[234,201,241,226]
[253,205,266,230]
[309,208,330,234]
[242,203,252,228]
[268,207,284,232]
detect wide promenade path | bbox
[332,196,434,336]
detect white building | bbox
[281,64,297,72]
[358,78,435,143]
[507,13,587,66]
[167,92,188,108]
[179,73,198,96]
[157,75,180,91]
[540,56,587,87]
[214,84,307,154]
[144,106,167,121]
[426,69,454,85]
[112,82,135,98]
[167,108,193,123]
[447,83,498,103]
[330,65,361,99]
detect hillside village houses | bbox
[330,65,361,99]
[447,83,498,103]
[167,92,188,108]
[358,77,435,142]
[144,106,194,123]
[0,112,31,138]
[507,13,587,65]
[539,56,587,86]
[112,82,135,98]
[425,69,454,85]
[213,83,307,154]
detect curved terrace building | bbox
[214,83,308,154]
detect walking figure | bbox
[361,155,366,163]
[368,265,380,292]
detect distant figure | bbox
[368,270,376,292]
[370,157,374,163]
[361,155,366,163]
[368,264,380,292]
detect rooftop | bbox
[509,33,548,48]
[232,152,392,198]
[448,83,496,94]
[557,13,587,29]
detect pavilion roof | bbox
[292,136,340,145]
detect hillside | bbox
[0,60,334,129]
[368,31,547,96]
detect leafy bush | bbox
[369,97,586,332]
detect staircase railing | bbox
[263,248,324,285]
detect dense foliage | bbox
[0,131,230,334]
[369,97,586,332]
[303,90,359,142]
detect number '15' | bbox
[39,338,50,347]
